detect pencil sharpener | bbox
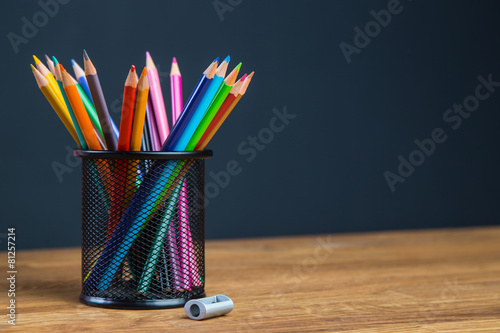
[184,295,233,320]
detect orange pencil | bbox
[117,66,139,151]
[130,68,149,151]
[61,67,102,150]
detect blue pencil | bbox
[71,59,94,104]
[173,56,230,151]
[162,59,219,151]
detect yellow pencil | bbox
[130,68,149,151]
[34,55,65,106]
[31,64,80,146]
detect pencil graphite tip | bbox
[71,59,75,66]
[131,65,136,72]
[52,56,59,65]
[33,55,41,64]
[60,65,66,72]
[141,67,147,76]
[240,73,248,81]
[213,57,220,63]
[30,64,36,72]
[223,55,230,63]
[146,51,151,59]
[235,62,242,71]
[83,49,89,60]
[172,56,177,63]
[45,54,52,63]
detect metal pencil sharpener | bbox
[184,295,234,320]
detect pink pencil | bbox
[146,51,170,145]
[170,57,183,124]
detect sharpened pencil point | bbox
[172,57,177,63]
[131,65,136,72]
[33,55,41,64]
[223,55,230,63]
[235,62,242,71]
[141,67,147,76]
[71,59,75,66]
[52,56,59,65]
[213,57,220,63]
[83,49,89,60]
[240,73,248,81]
[146,51,151,59]
[30,64,36,72]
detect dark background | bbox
[2,0,500,249]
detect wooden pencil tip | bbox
[146,51,151,59]
[45,54,52,63]
[172,57,177,63]
[33,55,41,64]
[213,57,220,64]
[141,67,147,76]
[71,59,76,66]
[131,65,136,72]
[240,73,248,81]
[223,55,230,63]
[83,49,89,60]
[30,64,36,72]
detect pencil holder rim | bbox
[73,149,213,160]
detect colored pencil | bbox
[71,59,94,104]
[170,57,183,124]
[84,50,118,151]
[161,59,218,151]
[34,55,65,106]
[45,54,55,76]
[174,56,229,151]
[53,63,88,149]
[31,65,80,146]
[137,184,182,293]
[52,56,105,142]
[142,117,152,151]
[146,96,161,151]
[196,72,252,150]
[186,62,241,150]
[61,67,102,150]
[118,66,138,151]
[146,51,170,144]
[130,68,149,151]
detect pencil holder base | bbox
[80,293,206,310]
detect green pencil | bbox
[185,63,241,150]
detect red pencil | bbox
[117,65,139,151]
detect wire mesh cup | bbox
[74,150,213,309]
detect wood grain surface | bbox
[1,226,499,332]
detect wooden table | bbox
[1,226,499,332]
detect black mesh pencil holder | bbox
[74,150,212,309]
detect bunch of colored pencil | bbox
[31,51,253,293]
